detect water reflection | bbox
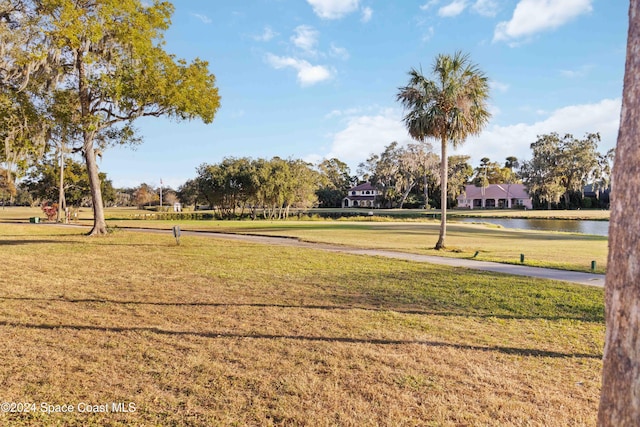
[457,217,609,236]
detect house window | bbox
[514,199,523,206]
[352,191,356,195]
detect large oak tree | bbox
[8,0,221,234]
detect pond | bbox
[456,217,610,236]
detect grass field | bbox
[0,206,609,273]
[0,223,604,426]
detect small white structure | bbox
[343,182,380,208]
[173,202,182,212]
[457,183,533,209]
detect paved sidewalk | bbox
[127,227,606,288]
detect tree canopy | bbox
[519,132,610,209]
[2,0,221,234]
[24,155,115,207]
[195,157,321,220]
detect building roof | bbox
[348,182,376,192]
[458,183,530,200]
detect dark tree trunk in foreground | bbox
[598,1,640,424]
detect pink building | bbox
[457,183,533,209]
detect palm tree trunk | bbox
[435,137,448,250]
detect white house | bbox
[457,183,533,209]
[343,182,380,208]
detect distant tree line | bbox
[357,141,474,209]
[4,132,614,215]
[177,157,348,219]
[519,132,614,209]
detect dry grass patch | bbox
[0,224,603,426]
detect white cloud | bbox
[323,109,412,165]
[329,43,350,60]
[462,98,621,165]
[489,80,510,93]
[191,13,212,24]
[291,25,319,54]
[422,26,435,43]
[361,6,373,22]
[560,64,594,79]
[494,0,593,43]
[315,99,620,172]
[472,0,499,17]
[265,54,333,86]
[253,26,278,42]
[324,107,364,119]
[420,0,440,11]
[438,0,468,17]
[307,0,360,19]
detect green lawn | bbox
[0,223,604,425]
[0,206,609,273]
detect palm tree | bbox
[504,156,519,208]
[397,51,491,249]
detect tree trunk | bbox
[4,163,14,205]
[598,2,640,424]
[57,145,66,222]
[76,49,107,235]
[399,181,415,209]
[84,139,107,235]
[435,137,448,250]
[423,175,429,209]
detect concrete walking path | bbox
[32,222,605,287]
[121,226,606,288]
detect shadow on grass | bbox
[0,319,601,360]
[0,239,80,246]
[0,296,603,323]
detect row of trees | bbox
[177,157,366,219]
[5,152,187,211]
[9,129,612,216]
[356,134,614,213]
[358,141,475,209]
[357,142,523,210]
[186,157,321,219]
[23,155,116,209]
[519,132,614,209]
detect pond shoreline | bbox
[455,216,610,236]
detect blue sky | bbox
[102,0,627,189]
